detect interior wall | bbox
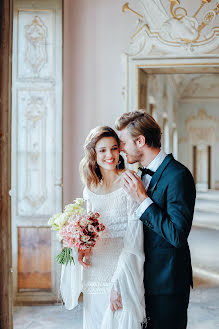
[177,102,219,188]
[146,75,177,155]
[63,0,135,203]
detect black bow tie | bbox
[138,167,155,178]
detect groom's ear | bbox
[136,135,145,148]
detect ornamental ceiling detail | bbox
[122,0,219,54]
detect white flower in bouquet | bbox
[81,236,90,243]
[56,231,63,242]
[88,224,95,232]
[54,213,69,230]
[75,198,84,206]
[48,213,62,231]
[64,201,85,216]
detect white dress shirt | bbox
[135,149,167,218]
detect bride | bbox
[60,126,145,329]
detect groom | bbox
[115,110,196,329]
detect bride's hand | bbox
[110,289,122,312]
[78,248,91,268]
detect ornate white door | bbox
[11,0,62,303]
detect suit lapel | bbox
[147,154,174,197]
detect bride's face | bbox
[95,137,120,171]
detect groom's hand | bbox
[121,170,148,204]
[78,248,91,268]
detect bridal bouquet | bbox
[48,198,105,265]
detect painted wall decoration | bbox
[24,16,48,74]
[122,0,219,54]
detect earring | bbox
[116,160,121,169]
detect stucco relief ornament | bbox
[122,0,219,55]
[23,96,47,208]
[24,16,48,75]
[186,109,218,145]
[161,15,199,43]
[25,97,46,123]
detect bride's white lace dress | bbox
[60,186,145,329]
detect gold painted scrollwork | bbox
[168,0,187,20]
[122,2,143,19]
[204,10,216,24]
[184,3,219,43]
[123,0,219,44]
[193,0,211,18]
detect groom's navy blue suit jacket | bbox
[140,154,196,296]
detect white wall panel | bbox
[12,0,62,303]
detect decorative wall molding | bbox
[24,16,48,74]
[186,109,218,145]
[17,9,55,79]
[179,97,219,103]
[16,89,55,216]
[122,1,219,55]
[186,108,218,125]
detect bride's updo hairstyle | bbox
[80,126,124,189]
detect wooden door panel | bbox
[18,227,52,290]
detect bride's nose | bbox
[106,149,113,157]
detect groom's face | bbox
[119,128,141,164]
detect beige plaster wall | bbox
[63,0,135,203]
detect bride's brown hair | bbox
[79,126,124,189]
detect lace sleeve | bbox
[103,193,145,327]
[111,195,144,284]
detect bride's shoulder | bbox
[83,185,89,199]
[84,184,107,196]
[84,185,98,195]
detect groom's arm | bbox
[140,170,196,248]
[122,169,196,248]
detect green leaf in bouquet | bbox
[56,247,75,265]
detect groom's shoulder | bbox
[165,155,193,179]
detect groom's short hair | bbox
[115,109,161,148]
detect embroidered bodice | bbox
[84,187,129,238]
[82,187,130,294]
